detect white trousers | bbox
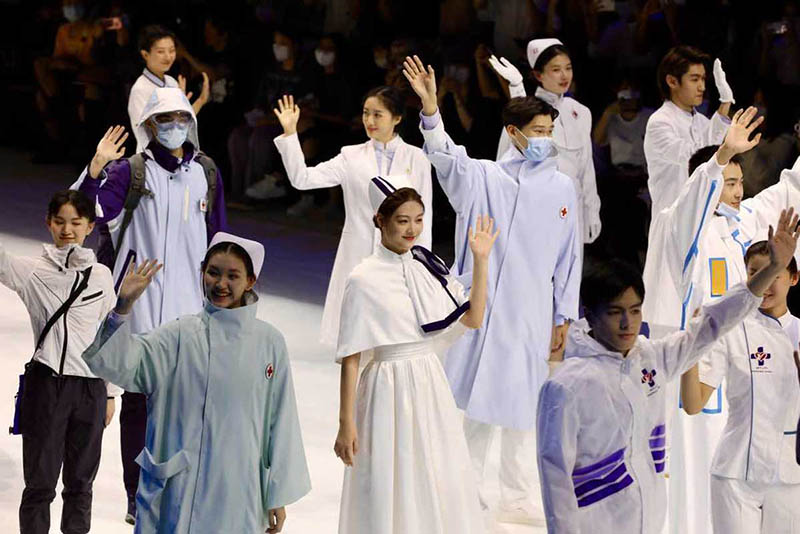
[710,475,800,534]
[463,417,541,509]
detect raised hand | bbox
[402,55,437,116]
[488,55,523,87]
[767,207,800,270]
[273,94,301,135]
[718,107,763,162]
[89,125,128,178]
[115,259,163,315]
[193,72,210,110]
[713,58,735,104]
[178,74,192,100]
[468,215,500,260]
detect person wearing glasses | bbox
[71,86,227,524]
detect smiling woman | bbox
[201,241,257,309]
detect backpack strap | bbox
[114,153,153,261]
[194,151,217,221]
[32,266,93,358]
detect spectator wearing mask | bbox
[287,34,357,217]
[227,29,310,203]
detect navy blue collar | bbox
[143,68,167,88]
[146,140,195,172]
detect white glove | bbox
[584,207,602,244]
[489,55,526,97]
[713,58,735,104]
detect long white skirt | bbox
[338,341,483,533]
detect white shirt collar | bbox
[371,134,402,152]
[535,86,562,107]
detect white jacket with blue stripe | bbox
[537,282,760,533]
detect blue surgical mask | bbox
[155,122,189,150]
[63,4,85,22]
[521,136,554,162]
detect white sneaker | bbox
[245,174,286,200]
[287,194,314,216]
[496,502,545,526]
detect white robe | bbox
[642,100,729,336]
[422,110,582,431]
[274,133,432,347]
[537,283,760,534]
[497,87,600,243]
[336,244,482,534]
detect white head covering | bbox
[368,175,415,214]
[527,38,564,69]
[135,87,200,150]
[208,232,265,279]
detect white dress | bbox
[274,133,432,347]
[336,244,482,534]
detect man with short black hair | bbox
[404,55,581,527]
[537,211,799,533]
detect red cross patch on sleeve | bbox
[560,206,568,219]
[265,363,274,380]
[572,109,579,119]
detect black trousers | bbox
[119,391,146,500]
[19,361,106,534]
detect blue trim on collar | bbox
[142,68,167,88]
[757,309,782,327]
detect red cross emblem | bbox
[265,363,274,380]
[572,109,579,119]
[560,206,568,219]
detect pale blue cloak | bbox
[82,294,311,533]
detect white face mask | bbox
[315,49,336,67]
[273,43,290,62]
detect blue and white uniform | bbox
[128,68,183,152]
[420,109,581,512]
[698,310,800,534]
[645,152,800,534]
[537,283,760,534]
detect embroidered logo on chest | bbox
[750,346,771,370]
[641,368,658,393]
[560,206,568,219]
[265,363,274,380]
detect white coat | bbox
[644,153,800,534]
[273,133,432,347]
[496,86,600,243]
[421,110,582,431]
[537,282,760,534]
[0,242,120,395]
[699,311,800,484]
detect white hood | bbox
[135,87,200,150]
[564,317,636,362]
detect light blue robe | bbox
[82,294,311,533]
[419,111,582,431]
